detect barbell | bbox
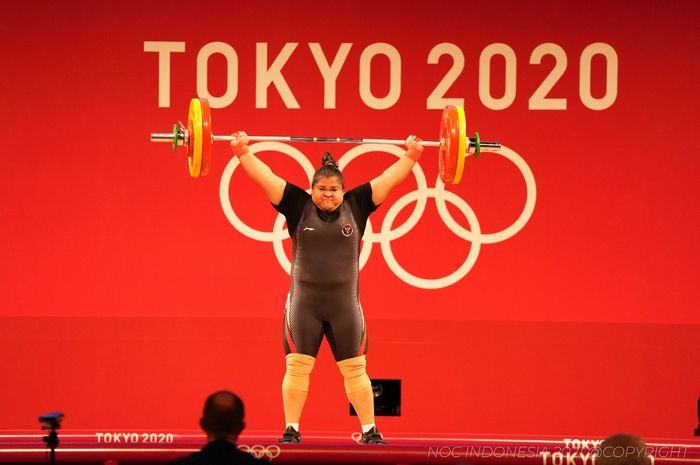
[150,98,501,184]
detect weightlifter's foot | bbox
[279,425,301,444]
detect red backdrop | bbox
[0,0,698,439]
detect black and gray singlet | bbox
[274,182,377,361]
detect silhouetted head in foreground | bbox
[595,434,652,465]
[199,391,245,441]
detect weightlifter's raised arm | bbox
[229,131,286,205]
[369,135,424,205]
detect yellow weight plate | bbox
[451,105,467,185]
[199,98,212,177]
[187,98,203,178]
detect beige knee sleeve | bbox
[337,355,372,394]
[282,353,316,392]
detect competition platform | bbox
[1,430,699,464]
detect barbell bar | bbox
[150,98,501,183]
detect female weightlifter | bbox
[229,132,423,444]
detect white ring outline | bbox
[380,187,482,289]
[238,444,281,459]
[219,144,536,289]
[434,146,536,244]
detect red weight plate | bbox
[187,116,194,176]
[187,118,194,159]
[438,107,451,183]
[438,105,460,183]
[199,98,212,177]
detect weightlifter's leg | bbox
[280,306,323,443]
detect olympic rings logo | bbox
[238,444,281,459]
[220,143,536,289]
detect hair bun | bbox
[322,152,338,168]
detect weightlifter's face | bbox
[312,176,344,212]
